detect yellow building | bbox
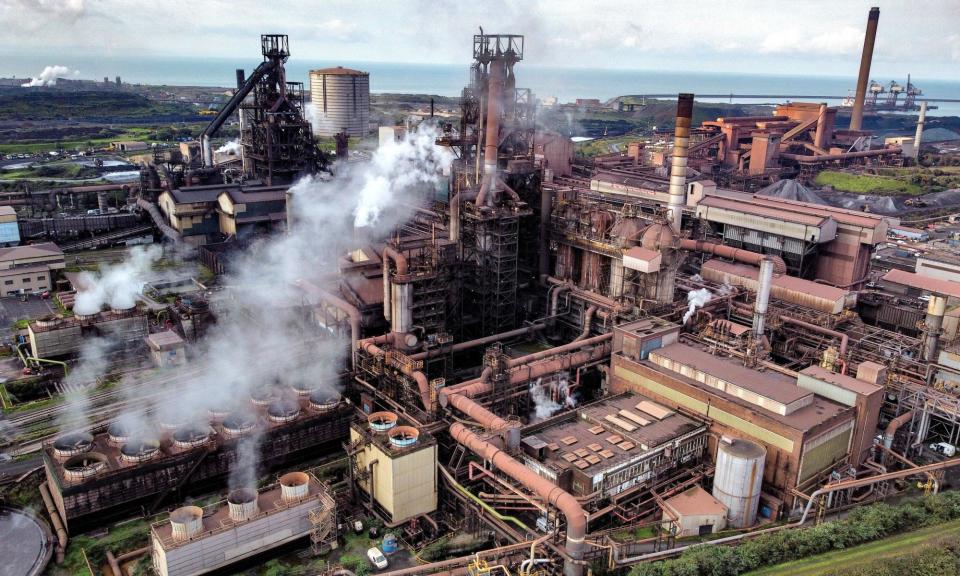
[349,412,437,524]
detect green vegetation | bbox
[0,162,100,180]
[575,135,640,157]
[612,524,660,543]
[746,519,960,575]
[0,90,198,123]
[814,170,922,195]
[55,517,153,576]
[629,490,960,576]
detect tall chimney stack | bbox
[667,93,694,231]
[753,258,774,339]
[913,100,927,160]
[850,7,880,131]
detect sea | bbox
[4,53,960,116]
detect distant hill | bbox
[0,89,202,123]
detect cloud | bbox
[760,25,862,55]
[316,18,366,42]
[949,34,960,62]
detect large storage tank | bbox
[309,66,370,137]
[712,438,765,528]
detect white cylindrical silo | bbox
[712,438,766,528]
[309,67,370,137]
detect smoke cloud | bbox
[682,288,713,324]
[215,139,241,155]
[107,124,452,493]
[21,65,76,87]
[529,374,576,422]
[56,336,112,431]
[73,245,161,314]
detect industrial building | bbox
[34,12,960,576]
[0,241,63,296]
[43,392,352,532]
[151,472,337,576]
[28,307,148,358]
[309,66,371,137]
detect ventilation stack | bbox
[227,489,259,522]
[923,295,947,361]
[667,93,694,231]
[752,258,774,339]
[170,506,204,541]
[279,472,310,502]
[913,100,927,160]
[850,7,880,131]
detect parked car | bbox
[367,547,388,570]
[930,442,957,457]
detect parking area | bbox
[0,296,55,325]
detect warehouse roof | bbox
[701,259,849,303]
[747,195,889,228]
[882,268,960,299]
[663,485,727,518]
[698,195,830,227]
[0,242,62,262]
[652,343,811,406]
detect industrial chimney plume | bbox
[850,7,880,131]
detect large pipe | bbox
[850,7,880,131]
[361,335,433,411]
[667,93,694,231]
[913,100,927,160]
[476,59,506,207]
[383,246,412,333]
[923,295,946,361]
[680,239,787,274]
[450,423,587,576]
[40,482,67,563]
[507,332,611,368]
[410,324,546,361]
[574,306,596,342]
[539,187,553,280]
[883,410,914,450]
[781,316,848,357]
[780,147,901,163]
[814,103,828,150]
[753,259,774,338]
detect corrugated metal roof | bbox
[663,485,727,517]
[882,268,960,299]
[310,66,368,76]
[799,365,881,397]
[747,195,888,228]
[701,259,849,303]
[653,343,812,405]
[699,195,829,227]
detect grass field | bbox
[814,170,923,195]
[746,517,960,576]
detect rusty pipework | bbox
[680,239,787,275]
[573,306,597,342]
[850,7,880,131]
[781,316,848,357]
[476,58,506,207]
[295,279,361,369]
[883,410,914,451]
[440,334,613,403]
[450,423,587,576]
[780,147,900,163]
[667,93,694,231]
[360,333,433,411]
[410,324,546,361]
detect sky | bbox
[2,0,959,81]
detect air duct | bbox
[667,93,694,231]
[923,295,947,361]
[913,101,927,160]
[752,258,774,338]
[850,7,880,131]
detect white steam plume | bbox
[683,288,713,324]
[57,336,113,431]
[73,245,162,314]
[529,374,576,422]
[215,140,241,155]
[130,124,452,493]
[22,65,77,87]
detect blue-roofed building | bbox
[0,206,20,247]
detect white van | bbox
[367,547,388,570]
[929,442,956,457]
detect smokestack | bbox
[476,59,506,207]
[850,7,880,131]
[753,258,774,338]
[923,295,946,361]
[667,93,694,231]
[913,100,927,160]
[814,103,828,150]
[235,69,245,90]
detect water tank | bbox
[712,438,765,528]
[309,67,370,137]
[382,532,398,555]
